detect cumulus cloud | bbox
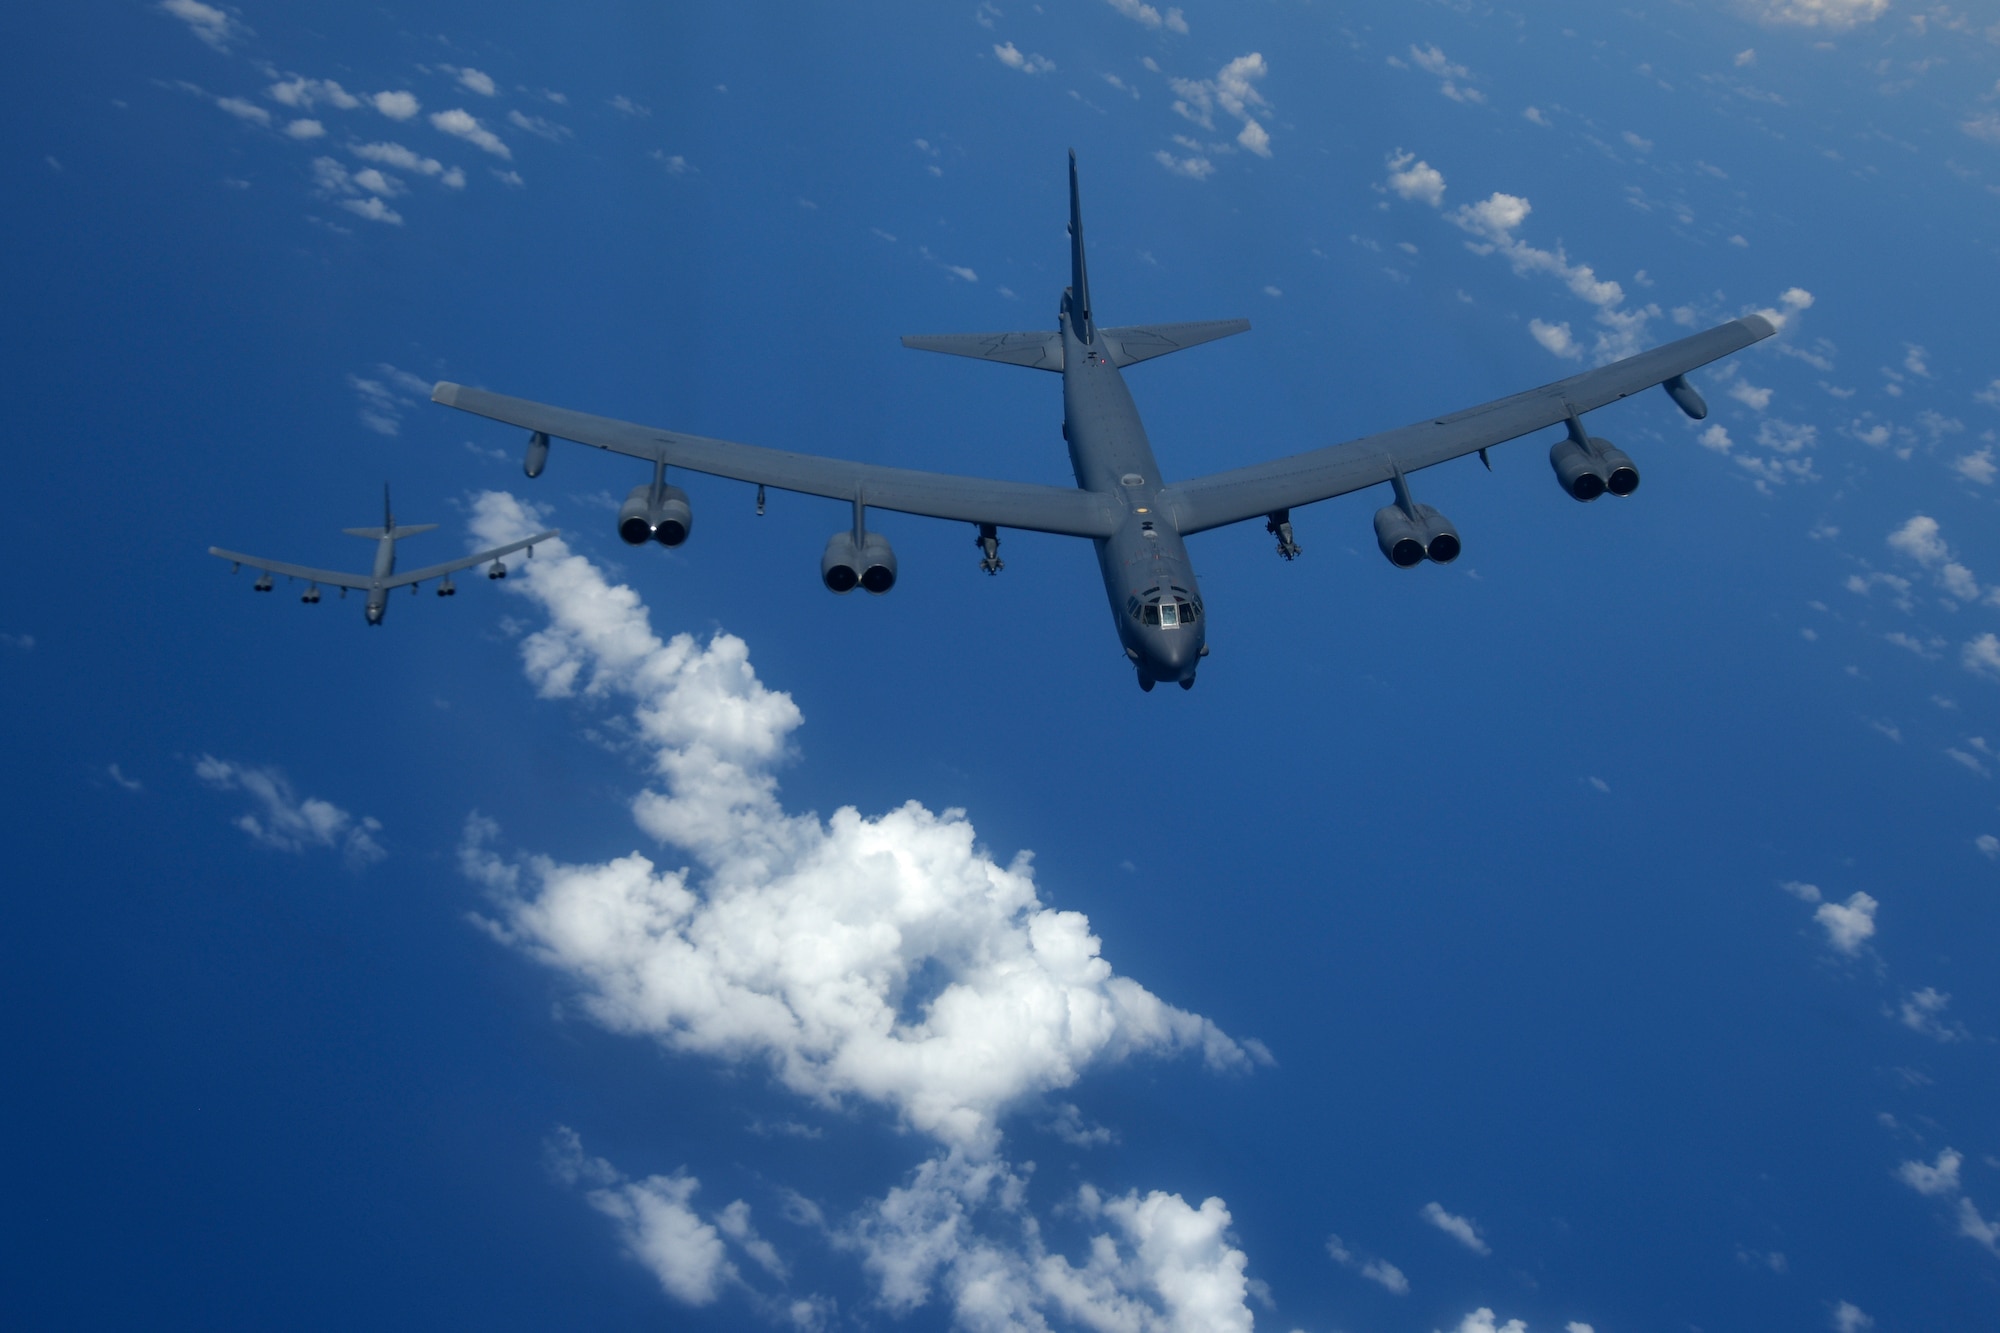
[194,755,384,867]
[1967,634,2000,681]
[267,77,361,112]
[215,96,270,126]
[1326,1233,1409,1293]
[1446,192,1670,363]
[1168,54,1274,160]
[1898,1148,1963,1196]
[1103,0,1188,32]
[1898,987,1968,1041]
[1421,1201,1490,1254]
[1815,891,1877,954]
[371,90,421,121]
[1888,515,1950,566]
[1978,834,1999,859]
[457,493,1275,1324]
[993,42,1055,75]
[1530,319,1582,360]
[351,141,465,189]
[1386,150,1446,206]
[1961,1198,2000,1256]
[430,108,511,159]
[460,493,1259,1156]
[1407,44,1484,104]
[1440,1311,1527,1333]
[283,118,325,140]
[1831,1301,1874,1333]
[1744,0,1888,29]
[159,0,246,52]
[1953,447,1996,485]
[1154,150,1214,179]
[450,66,497,97]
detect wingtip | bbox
[431,381,459,405]
[1742,313,1779,339]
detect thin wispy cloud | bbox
[194,755,385,867]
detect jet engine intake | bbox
[1374,503,1458,566]
[617,482,696,546]
[1550,437,1611,502]
[857,532,897,594]
[821,532,860,592]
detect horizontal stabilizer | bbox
[1099,319,1249,369]
[900,330,1064,372]
[343,523,439,540]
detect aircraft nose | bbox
[1150,628,1201,680]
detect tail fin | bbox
[343,485,436,540]
[1067,149,1093,343]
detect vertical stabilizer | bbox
[1067,149,1094,343]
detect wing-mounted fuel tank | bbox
[822,499,896,593]
[1549,411,1640,501]
[1373,469,1460,567]
[523,431,550,478]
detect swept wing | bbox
[1163,315,1776,535]
[431,383,1122,538]
[208,531,556,589]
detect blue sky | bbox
[7,1,2000,1329]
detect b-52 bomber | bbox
[210,486,555,625]
[433,151,1774,690]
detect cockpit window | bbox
[1159,602,1180,627]
[1142,603,1159,625]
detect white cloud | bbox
[1421,1202,1490,1254]
[194,755,384,867]
[1815,891,1877,954]
[1169,54,1273,159]
[1728,379,1774,411]
[1103,0,1187,32]
[342,197,402,225]
[1780,880,1822,902]
[1408,44,1485,104]
[1326,1234,1409,1293]
[1155,150,1214,179]
[1888,515,1950,566]
[1966,633,2000,681]
[607,95,650,117]
[452,66,497,97]
[548,1128,737,1304]
[1530,319,1582,360]
[1978,834,1999,859]
[1623,130,1653,153]
[351,141,465,189]
[346,365,430,433]
[459,493,1259,1156]
[1447,192,1663,363]
[283,118,325,139]
[507,110,571,142]
[1441,1311,1527,1333]
[430,108,511,159]
[1899,987,1967,1041]
[1831,1301,1875,1333]
[370,90,421,121]
[1386,150,1446,206]
[159,0,245,52]
[1961,1197,2000,1256]
[993,42,1055,75]
[1952,447,1996,485]
[1699,424,1734,453]
[267,77,361,112]
[1897,1148,1963,1196]
[1745,0,1889,28]
[215,96,270,126]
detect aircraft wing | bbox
[432,383,1122,538]
[208,548,375,590]
[1161,315,1777,536]
[379,531,558,589]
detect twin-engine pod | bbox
[617,482,695,546]
[1550,436,1641,501]
[821,530,897,594]
[1373,502,1460,567]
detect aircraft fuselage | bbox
[1060,313,1205,689]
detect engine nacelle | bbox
[1595,442,1640,497]
[651,485,692,546]
[821,532,860,593]
[1374,505,1426,567]
[1550,437,1611,502]
[857,532,897,594]
[524,431,550,478]
[1374,504,1457,566]
[617,483,695,546]
[618,484,655,545]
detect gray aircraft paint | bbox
[210,486,555,625]
[432,153,1774,690]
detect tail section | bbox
[1066,149,1093,343]
[898,154,1249,371]
[343,485,437,540]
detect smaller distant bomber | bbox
[210,486,555,625]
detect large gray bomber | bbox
[434,152,1773,691]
